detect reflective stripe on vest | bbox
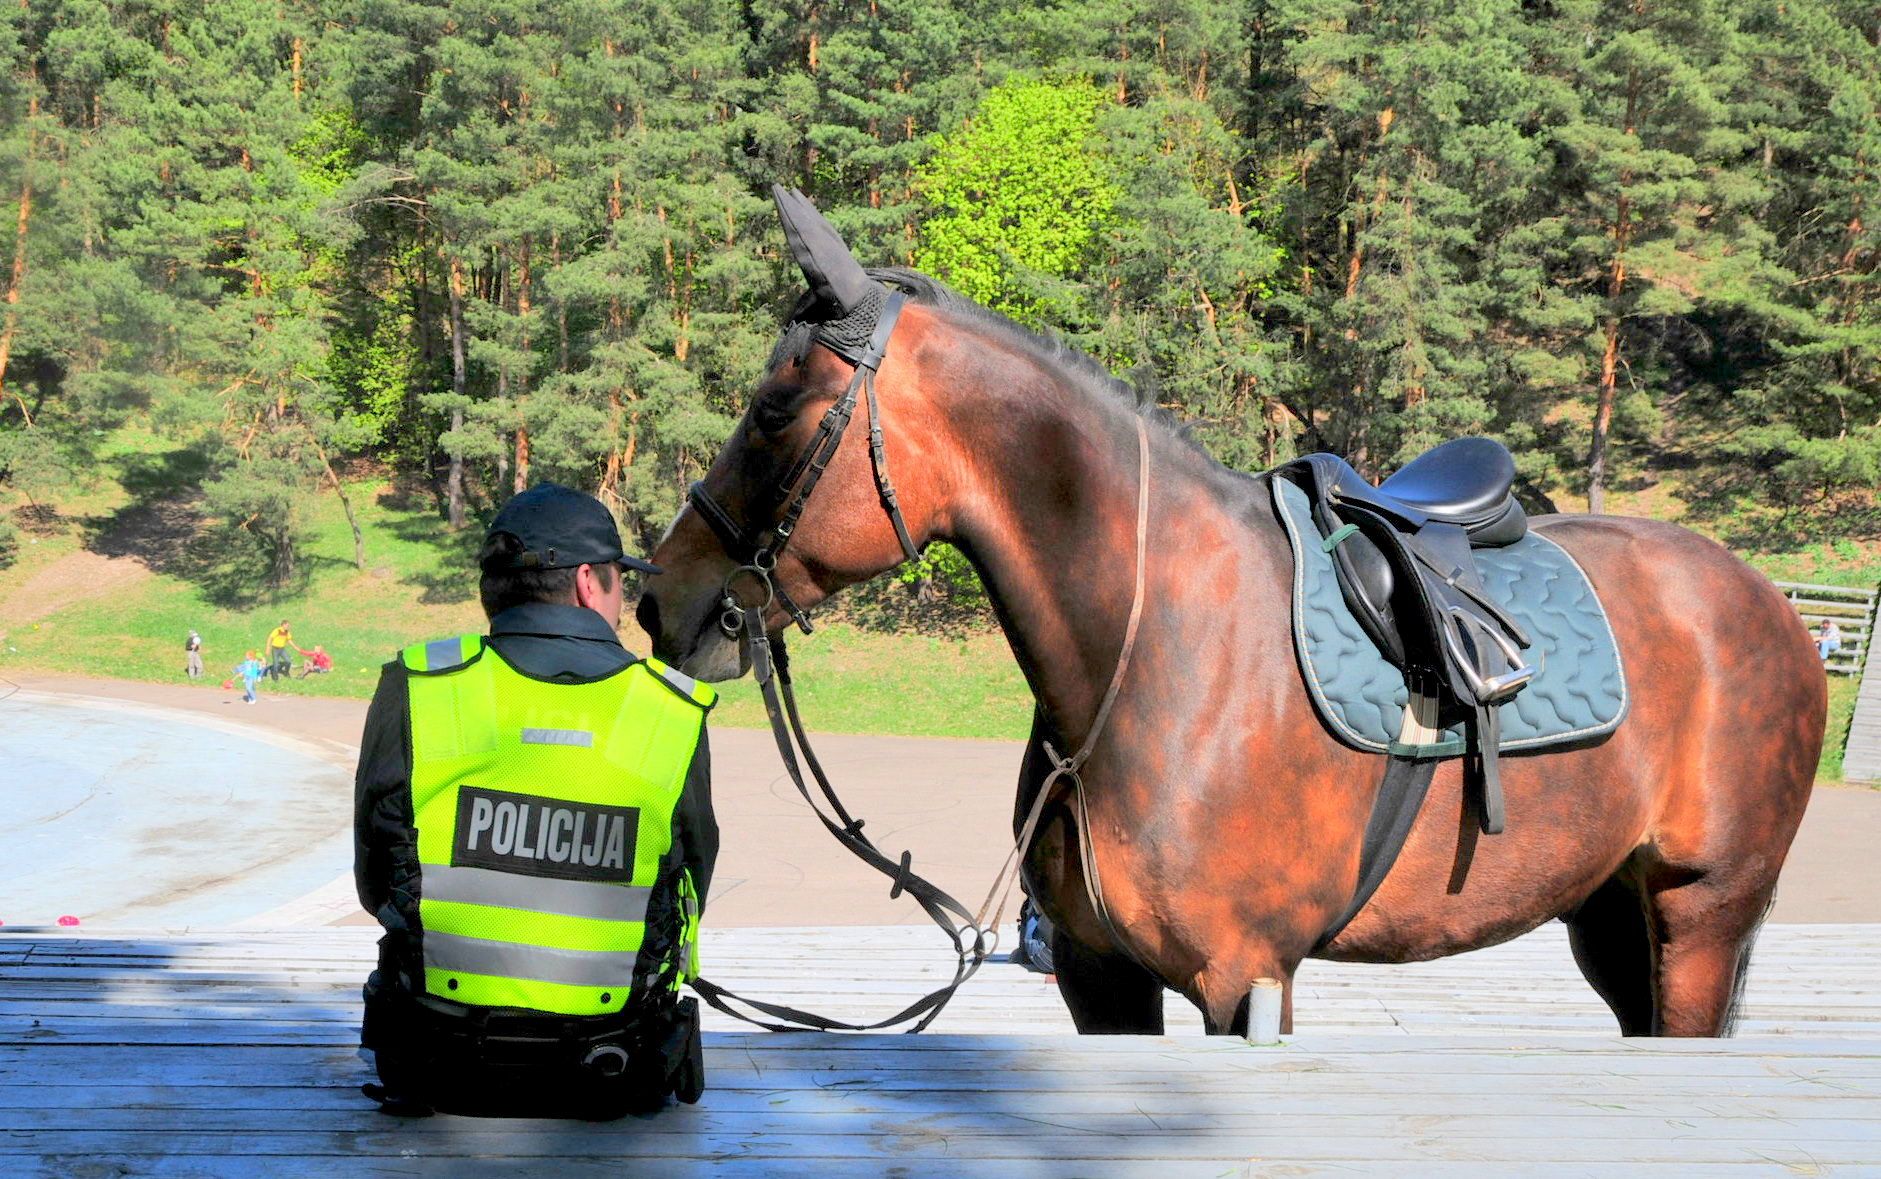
[421,864,652,922]
[642,654,716,707]
[401,634,713,1016]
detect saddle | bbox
[1280,437,1536,837]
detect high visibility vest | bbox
[400,634,716,1017]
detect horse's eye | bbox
[752,389,799,436]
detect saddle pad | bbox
[1272,478,1627,756]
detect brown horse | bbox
[639,243,1824,1040]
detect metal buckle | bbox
[581,1044,630,1077]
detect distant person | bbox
[297,645,333,677]
[266,620,294,680]
[355,482,715,1118]
[233,651,265,704]
[184,630,204,679]
[1818,619,1843,664]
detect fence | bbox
[1774,580,1877,677]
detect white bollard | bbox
[1246,977,1284,1046]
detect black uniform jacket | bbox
[353,603,719,936]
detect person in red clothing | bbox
[296,645,334,677]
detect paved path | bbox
[0,691,350,926]
[8,673,1878,928]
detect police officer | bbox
[354,483,717,1117]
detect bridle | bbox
[686,289,921,637]
[680,284,1153,1033]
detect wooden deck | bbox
[2,923,1877,1175]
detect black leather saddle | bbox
[1280,437,1536,835]
[1315,436,1527,545]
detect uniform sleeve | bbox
[678,725,719,907]
[354,661,412,916]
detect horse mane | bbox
[864,268,1216,462]
[763,264,1225,467]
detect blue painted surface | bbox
[1273,478,1628,754]
[0,693,351,926]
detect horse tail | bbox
[1721,894,1775,1037]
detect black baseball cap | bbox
[482,483,662,575]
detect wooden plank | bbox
[4,1128,1872,1164]
[6,1107,1881,1142]
[6,1044,1880,1088]
[4,927,1879,1173]
[1846,660,1881,781]
[1776,579,1878,599]
[0,1160,1858,1179]
[3,1081,1876,1120]
[4,922,1880,1040]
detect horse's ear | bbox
[772,184,875,315]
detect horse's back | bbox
[1531,511,1822,848]
[1530,512,1818,684]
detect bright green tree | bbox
[913,75,1118,326]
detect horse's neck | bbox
[950,401,1231,746]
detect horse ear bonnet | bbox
[773,184,886,364]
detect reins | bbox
[685,290,1152,1032]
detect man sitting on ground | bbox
[355,483,717,1118]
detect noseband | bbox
[688,289,921,636]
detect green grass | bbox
[706,627,1032,739]
[1823,673,1862,783]
[0,449,1033,737]
[0,476,486,701]
[1746,540,1881,592]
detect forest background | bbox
[0,0,1875,767]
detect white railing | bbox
[1774,579,1877,677]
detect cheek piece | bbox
[688,288,918,639]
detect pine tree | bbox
[1543,0,1762,512]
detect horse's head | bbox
[637,188,953,679]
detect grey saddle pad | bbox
[1272,478,1628,756]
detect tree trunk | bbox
[514,235,531,495]
[1589,75,1638,516]
[552,231,568,372]
[446,254,469,529]
[1590,316,1620,514]
[314,437,366,570]
[0,83,36,425]
[493,250,510,490]
[657,205,689,361]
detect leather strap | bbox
[690,603,987,1032]
[1311,752,1440,953]
[1470,703,1505,835]
[688,291,914,636]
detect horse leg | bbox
[1049,926,1165,1034]
[1191,972,1296,1037]
[1564,870,1656,1036]
[1640,868,1774,1037]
